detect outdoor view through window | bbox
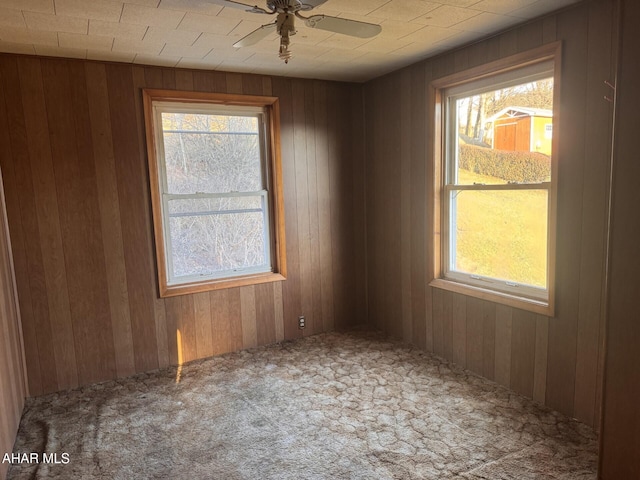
[159,109,271,283]
[445,73,553,299]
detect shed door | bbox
[495,123,516,151]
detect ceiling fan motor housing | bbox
[267,0,319,13]
[276,13,296,36]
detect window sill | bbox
[160,271,286,298]
[429,278,554,316]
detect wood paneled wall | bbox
[600,0,640,476]
[0,166,27,480]
[363,0,616,430]
[0,55,366,396]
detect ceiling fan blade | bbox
[298,0,329,10]
[233,22,277,47]
[208,0,272,14]
[304,15,381,38]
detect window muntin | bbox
[144,91,286,297]
[441,60,555,304]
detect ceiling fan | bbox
[213,0,382,63]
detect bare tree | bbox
[460,78,554,144]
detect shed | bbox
[486,106,553,155]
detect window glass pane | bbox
[167,196,268,279]
[450,189,548,288]
[161,112,262,194]
[452,77,553,185]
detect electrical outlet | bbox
[298,315,305,329]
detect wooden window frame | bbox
[143,89,287,298]
[429,43,561,316]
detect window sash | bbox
[441,63,555,302]
[443,184,552,301]
[143,89,286,297]
[162,190,272,285]
[154,105,268,196]
[152,102,273,286]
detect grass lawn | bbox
[453,169,548,288]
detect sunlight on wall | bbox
[176,329,183,383]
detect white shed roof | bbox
[487,107,553,123]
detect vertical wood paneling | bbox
[545,5,589,416]
[494,305,513,388]
[84,62,136,380]
[410,62,428,350]
[442,291,453,362]
[328,84,354,330]
[43,59,117,387]
[542,15,557,43]
[350,85,366,328]
[533,315,549,404]
[135,66,172,371]
[348,85,364,327]
[293,82,311,328]
[364,1,612,429]
[516,21,543,51]
[572,0,615,427]
[241,74,262,95]
[272,77,302,340]
[452,293,467,368]
[240,286,258,349]
[499,29,519,57]
[106,64,159,374]
[0,165,27,480]
[225,72,242,94]
[303,80,323,336]
[367,79,383,331]
[161,68,176,90]
[192,70,227,92]
[18,57,78,391]
[228,287,244,352]
[255,283,276,346]
[381,75,402,338]
[209,289,231,356]
[174,69,194,91]
[0,56,44,396]
[178,295,196,363]
[0,227,23,420]
[466,298,484,374]
[313,81,335,333]
[432,288,444,356]
[164,296,180,366]
[364,82,376,328]
[193,292,213,359]
[453,48,469,72]
[2,55,364,395]
[0,184,21,413]
[273,282,285,342]
[482,301,496,381]
[400,69,413,342]
[233,72,261,352]
[510,310,536,397]
[600,1,640,475]
[144,66,163,88]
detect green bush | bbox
[459,144,551,183]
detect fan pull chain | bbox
[279,43,293,63]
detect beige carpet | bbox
[8,331,597,479]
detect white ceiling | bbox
[0,0,582,82]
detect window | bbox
[143,90,286,297]
[430,44,560,315]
